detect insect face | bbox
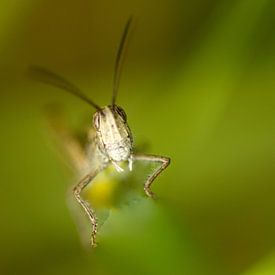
[93,105,133,163]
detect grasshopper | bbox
[29,17,170,247]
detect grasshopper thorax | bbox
[93,105,133,168]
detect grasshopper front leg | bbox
[73,169,102,247]
[133,154,170,198]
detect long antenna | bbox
[29,66,101,110]
[112,16,133,105]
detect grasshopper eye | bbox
[116,106,127,122]
[93,113,100,129]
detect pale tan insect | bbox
[29,17,170,247]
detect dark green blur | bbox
[0,0,274,274]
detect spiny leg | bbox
[73,170,101,247]
[133,154,170,198]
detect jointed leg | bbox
[133,154,170,198]
[73,170,100,247]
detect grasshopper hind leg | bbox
[44,104,88,172]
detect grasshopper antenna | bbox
[112,16,133,105]
[29,66,101,110]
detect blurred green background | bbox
[0,0,274,274]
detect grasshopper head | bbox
[93,105,133,166]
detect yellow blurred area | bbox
[85,177,119,209]
[83,165,125,209]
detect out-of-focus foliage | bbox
[0,0,274,275]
